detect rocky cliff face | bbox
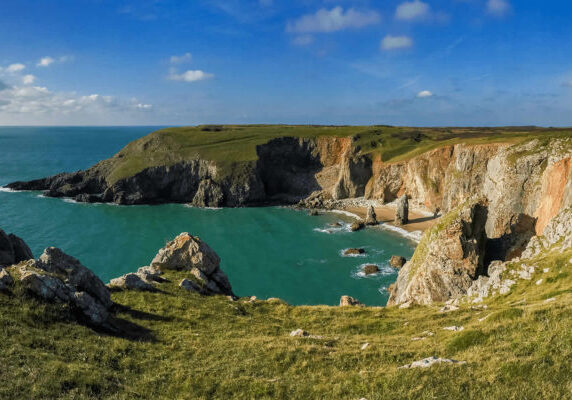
[6,134,571,233]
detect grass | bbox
[0,244,571,399]
[103,125,572,184]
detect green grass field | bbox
[105,125,572,184]
[1,244,570,399]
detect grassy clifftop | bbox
[1,245,570,399]
[105,125,572,184]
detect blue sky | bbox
[1,0,571,126]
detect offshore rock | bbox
[350,221,365,232]
[388,200,488,306]
[395,195,409,225]
[389,255,407,269]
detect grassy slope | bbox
[0,246,570,399]
[105,125,572,184]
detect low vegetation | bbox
[106,125,572,183]
[0,245,570,399]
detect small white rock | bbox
[544,297,556,304]
[399,356,466,369]
[443,326,464,332]
[536,279,543,286]
[361,343,369,350]
[290,329,308,337]
[543,268,550,273]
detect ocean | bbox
[0,126,415,306]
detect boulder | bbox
[395,195,409,225]
[365,205,377,225]
[389,255,407,269]
[339,295,363,306]
[152,233,234,296]
[37,247,112,308]
[17,256,112,326]
[362,264,380,275]
[0,229,33,267]
[308,209,319,216]
[343,248,365,256]
[388,200,488,306]
[399,356,466,369]
[152,233,220,275]
[350,221,365,232]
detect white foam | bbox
[376,223,423,242]
[0,186,18,193]
[328,209,361,220]
[62,198,78,204]
[183,204,222,210]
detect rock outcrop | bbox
[151,233,234,296]
[12,248,113,326]
[395,195,409,225]
[339,295,363,306]
[388,200,488,306]
[0,229,33,267]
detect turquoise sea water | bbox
[0,127,415,306]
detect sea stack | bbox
[365,205,377,225]
[395,195,409,226]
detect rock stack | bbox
[365,205,377,225]
[395,195,409,226]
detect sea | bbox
[0,126,415,306]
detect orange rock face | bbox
[534,158,571,235]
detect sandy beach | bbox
[342,204,440,234]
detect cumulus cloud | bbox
[169,52,192,64]
[287,7,380,33]
[395,0,430,21]
[381,35,413,50]
[487,0,510,17]
[0,83,152,118]
[6,63,25,73]
[417,90,433,98]
[0,80,9,91]
[169,69,214,82]
[22,74,36,85]
[37,57,55,67]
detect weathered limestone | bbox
[399,356,466,369]
[365,205,377,225]
[109,273,156,291]
[16,248,113,326]
[0,267,13,290]
[350,221,365,232]
[395,195,409,225]
[151,233,234,296]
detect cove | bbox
[0,127,415,305]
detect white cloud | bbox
[292,35,314,46]
[0,84,152,117]
[169,52,192,64]
[417,90,433,98]
[169,69,214,82]
[37,57,55,67]
[395,0,430,21]
[381,35,413,50]
[487,0,510,17]
[6,63,25,73]
[22,74,36,85]
[287,7,380,33]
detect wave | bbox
[0,186,19,193]
[328,209,361,219]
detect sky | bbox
[1,0,572,126]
